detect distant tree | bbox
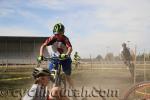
[95,54,103,61]
[136,53,144,61]
[105,53,114,61]
[136,53,150,61]
[114,55,121,61]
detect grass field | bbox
[0,63,150,100]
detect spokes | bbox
[123,82,150,100]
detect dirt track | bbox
[72,68,133,100]
[0,64,150,100]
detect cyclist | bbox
[22,67,69,100]
[120,42,135,77]
[73,52,81,69]
[74,52,81,61]
[37,23,74,89]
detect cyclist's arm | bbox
[65,38,72,56]
[40,36,55,56]
[40,43,47,56]
[77,55,81,59]
[66,46,72,56]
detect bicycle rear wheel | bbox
[122,81,150,100]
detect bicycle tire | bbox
[122,81,150,100]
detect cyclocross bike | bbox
[37,56,66,89]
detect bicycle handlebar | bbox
[43,56,60,61]
[37,56,69,68]
[38,56,70,62]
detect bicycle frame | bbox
[37,56,66,88]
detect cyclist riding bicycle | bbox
[74,52,81,61]
[37,23,74,89]
[73,52,81,69]
[22,67,69,100]
[120,42,135,77]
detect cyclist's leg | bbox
[75,60,77,70]
[128,60,135,78]
[130,62,135,77]
[49,59,59,87]
[124,61,128,66]
[49,61,54,71]
[48,60,59,71]
[61,58,74,89]
[76,60,79,70]
[77,60,80,69]
[74,60,77,70]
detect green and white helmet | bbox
[32,67,51,79]
[53,23,65,34]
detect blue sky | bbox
[0,0,150,57]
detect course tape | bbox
[0,77,31,81]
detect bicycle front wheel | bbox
[122,81,150,100]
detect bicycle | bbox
[37,56,66,89]
[122,81,150,100]
[72,58,81,70]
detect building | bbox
[0,36,48,64]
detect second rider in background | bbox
[73,52,81,70]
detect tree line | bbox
[95,52,150,61]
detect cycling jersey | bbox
[74,54,80,60]
[44,34,72,56]
[43,33,72,76]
